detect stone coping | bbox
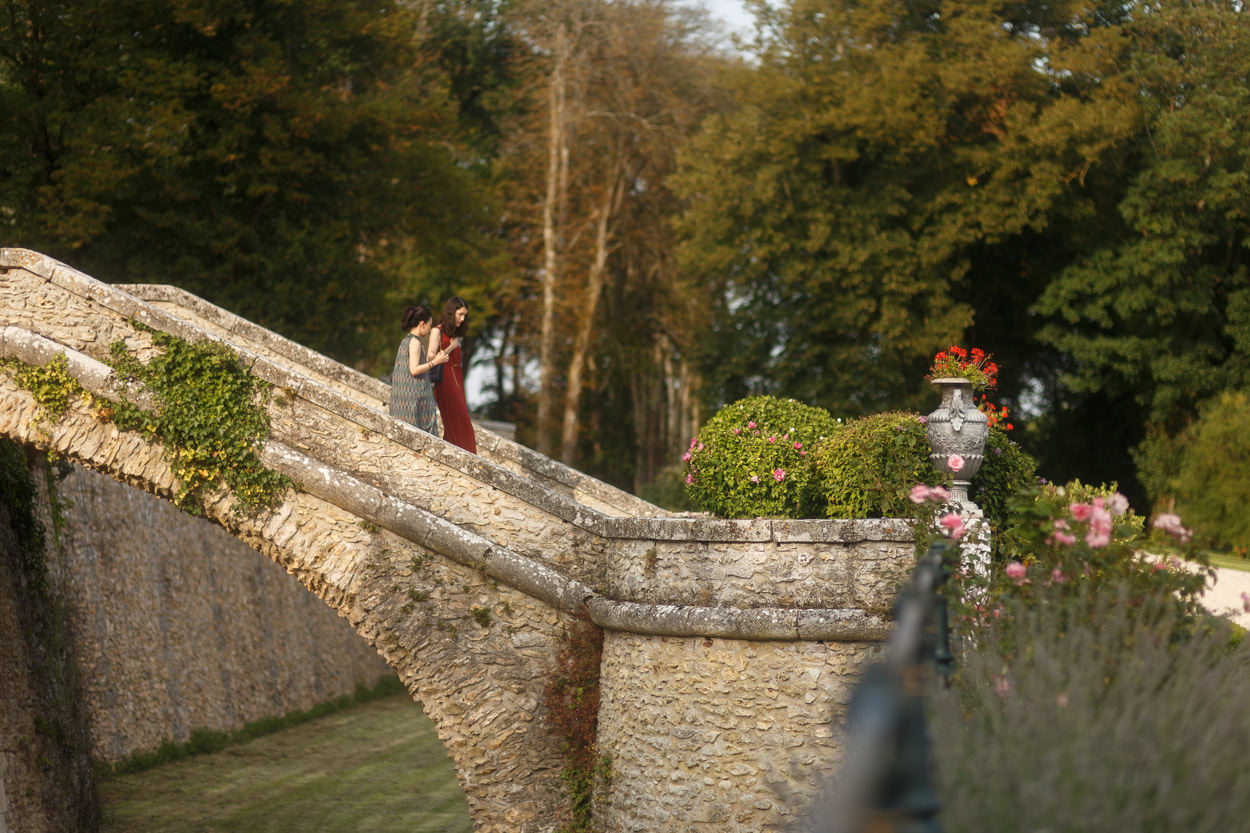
[1,248,916,550]
[116,281,663,519]
[0,336,897,641]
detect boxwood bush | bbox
[814,411,939,519]
[814,411,1037,529]
[682,396,841,518]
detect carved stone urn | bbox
[926,377,989,506]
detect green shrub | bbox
[683,396,841,518]
[1136,389,1250,550]
[976,428,1039,544]
[814,411,938,519]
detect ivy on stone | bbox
[107,323,291,516]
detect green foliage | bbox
[975,428,1039,540]
[0,0,501,369]
[5,354,88,427]
[107,325,291,515]
[1136,389,1250,550]
[933,585,1250,832]
[966,482,1209,635]
[683,396,841,519]
[815,411,936,519]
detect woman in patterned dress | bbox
[389,305,448,435]
[428,296,476,453]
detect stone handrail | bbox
[117,283,664,519]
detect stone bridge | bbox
[0,249,914,833]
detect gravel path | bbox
[1203,566,1250,628]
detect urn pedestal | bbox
[925,378,989,506]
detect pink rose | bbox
[1005,561,1027,584]
[747,421,756,429]
[733,427,741,435]
[1108,493,1130,516]
[1050,567,1067,584]
[772,469,786,482]
[685,473,693,485]
[793,441,802,450]
[1085,528,1111,548]
[908,484,931,504]
[769,435,776,443]
[1070,503,1093,522]
[750,475,760,484]
[1153,512,1192,543]
[1048,531,1076,547]
[947,454,965,472]
[939,513,967,540]
[682,451,692,463]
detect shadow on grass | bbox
[99,683,473,833]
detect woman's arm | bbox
[408,338,425,376]
[427,327,442,367]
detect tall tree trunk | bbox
[537,21,570,457]
[560,171,622,464]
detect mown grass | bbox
[99,693,473,833]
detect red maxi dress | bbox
[433,331,476,453]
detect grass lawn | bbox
[1207,550,1250,573]
[99,693,473,833]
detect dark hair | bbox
[440,296,469,338]
[401,305,432,331]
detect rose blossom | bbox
[685,473,693,484]
[772,469,786,482]
[909,484,931,504]
[1153,512,1193,543]
[939,513,967,540]
[682,451,692,463]
[947,454,965,472]
[1085,506,1113,548]
[750,475,760,484]
[1048,531,1076,547]
[1070,503,1093,522]
[1108,493,1130,516]
[1005,561,1027,584]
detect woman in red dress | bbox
[428,296,476,453]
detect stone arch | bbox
[0,373,573,831]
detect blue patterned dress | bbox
[389,334,438,434]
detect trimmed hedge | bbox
[814,411,938,519]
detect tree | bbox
[0,0,497,368]
[1034,1,1250,433]
[496,0,726,472]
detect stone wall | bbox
[0,451,97,833]
[52,463,392,762]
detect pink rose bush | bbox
[944,478,1211,623]
[682,395,841,518]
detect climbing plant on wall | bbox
[107,324,291,516]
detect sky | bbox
[690,0,755,37]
